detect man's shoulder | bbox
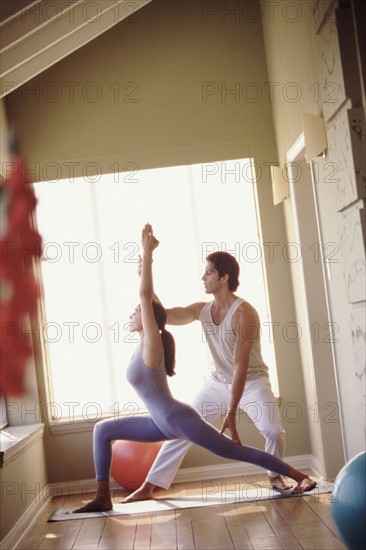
[234,298,259,322]
[190,301,208,318]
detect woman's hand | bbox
[141,224,159,254]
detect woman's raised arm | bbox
[139,224,162,368]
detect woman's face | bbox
[129,304,142,332]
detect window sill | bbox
[48,418,97,435]
[0,424,44,468]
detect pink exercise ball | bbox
[111,440,163,491]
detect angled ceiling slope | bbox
[0,0,153,99]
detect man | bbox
[124,250,290,502]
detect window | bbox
[34,159,278,422]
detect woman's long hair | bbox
[152,300,176,377]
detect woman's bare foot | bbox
[269,474,293,492]
[73,497,112,513]
[292,477,317,494]
[121,482,157,503]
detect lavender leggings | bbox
[93,413,291,481]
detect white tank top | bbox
[199,298,269,383]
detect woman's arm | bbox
[139,224,163,368]
[137,254,161,303]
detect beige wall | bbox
[0,434,47,542]
[260,0,365,466]
[259,0,326,162]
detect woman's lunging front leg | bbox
[73,416,168,513]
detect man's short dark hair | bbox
[206,251,240,292]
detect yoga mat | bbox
[48,481,333,521]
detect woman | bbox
[74,224,316,513]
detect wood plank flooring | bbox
[14,473,346,550]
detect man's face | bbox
[202,261,224,294]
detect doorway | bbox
[285,135,344,479]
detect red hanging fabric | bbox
[0,157,42,396]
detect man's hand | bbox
[220,412,242,445]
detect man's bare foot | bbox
[269,474,293,492]
[292,477,317,494]
[73,497,113,513]
[121,482,157,504]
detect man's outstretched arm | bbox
[137,255,204,325]
[165,302,205,325]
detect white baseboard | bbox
[174,454,322,483]
[3,454,322,550]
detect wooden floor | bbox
[15,472,346,550]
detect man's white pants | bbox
[146,376,286,489]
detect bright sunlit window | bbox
[34,159,278,421]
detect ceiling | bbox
[0,0,153,98]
